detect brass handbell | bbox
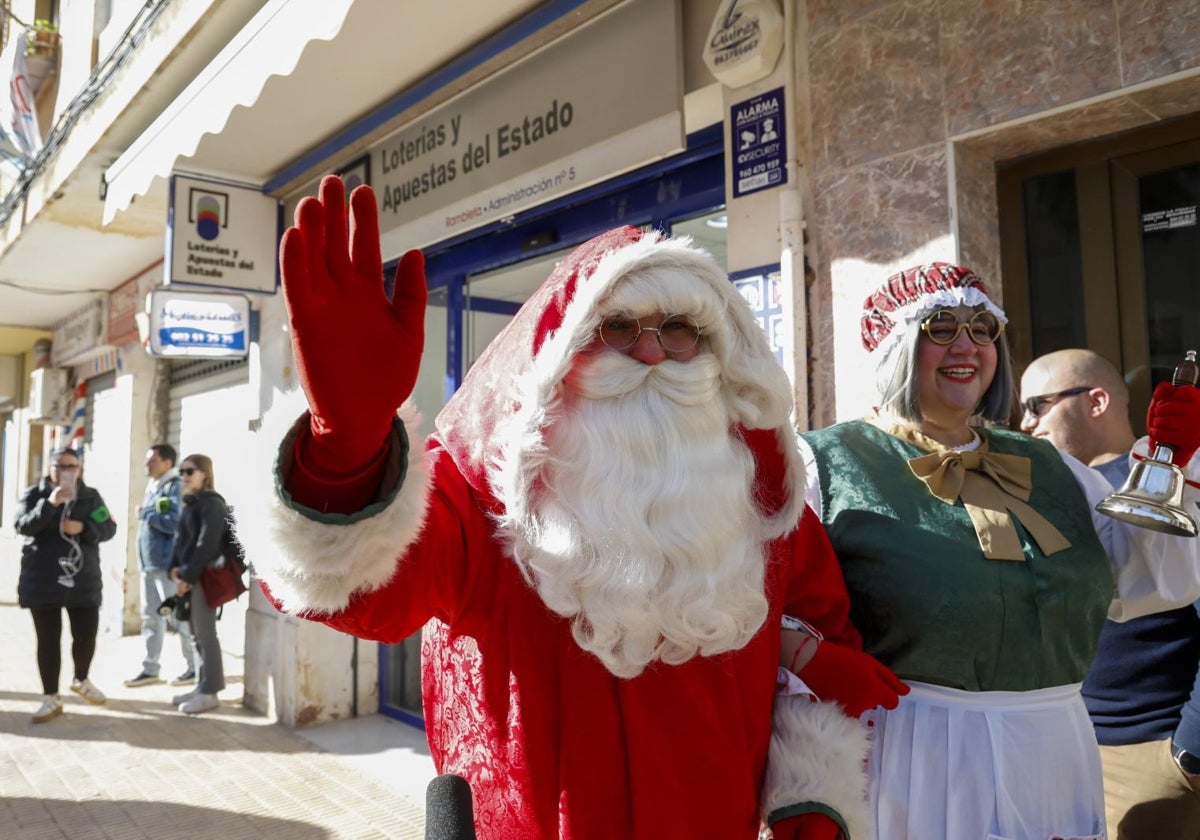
[1096,350,1199,537]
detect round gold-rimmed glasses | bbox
[597,314,702,354]
[920,309,1004,346]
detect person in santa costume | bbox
[239,176,906,839]
[791,262,1200,840]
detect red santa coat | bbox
[246,227,871,838]
[311,447,859,837]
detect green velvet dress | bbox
[802,420,1113,691]
[800,420,1120,837]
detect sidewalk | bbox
[0,601,435,839]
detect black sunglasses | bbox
[179,467,199,476]
[1020,386,1093,418]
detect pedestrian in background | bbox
[15,447,117,723]
[125,444,196,688]
[168,454,229,715]
[1021,348,1200,836]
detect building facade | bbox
[0,0,1197,730]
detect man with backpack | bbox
[125,444,196,687]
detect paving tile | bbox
[0,604,428,839]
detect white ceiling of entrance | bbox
[467,209,730,304]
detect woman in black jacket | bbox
[16,447,117,723]
[168,454,231,715]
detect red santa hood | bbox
[432,225,806,538]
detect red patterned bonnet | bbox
[861,262,1007,366]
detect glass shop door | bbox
[998,116,1200,435]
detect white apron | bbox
[867,681,1106,840]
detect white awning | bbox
[102,0,355,224]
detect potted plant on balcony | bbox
[21,19,60,123]
[25,19,60,59]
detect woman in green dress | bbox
[785,262,1200,840]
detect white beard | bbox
[508,350,770,678]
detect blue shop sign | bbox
[145,289,250,358]
[731,87,786,198]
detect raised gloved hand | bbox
[769,812,843,840]
[1146,381,1200,468]
[280,175,427,477]
[797,640,909,718]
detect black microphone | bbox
[425,773,476,840]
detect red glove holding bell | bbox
[793,638,909,718]
[1146,381,1200,468]
[280,176,427,507]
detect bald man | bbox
[1020,348,1136,467]
[1021,348,1200,838]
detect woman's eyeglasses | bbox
[920,309,1005,346]
[1020,386,1093,418]
[179,467,198,476]
[598,314,702,354]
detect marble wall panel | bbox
[939,0,1120,135]
[811,144,950,267]
[809,145,952,422]
[806,0,909,39]
[953,145,1002,295]
[809,0,943,170]
[806,275,838,429]
[1129,74,1200,121]
[955,95,1158,164]
[1119,0,1200,85]
[799,0,1200,424]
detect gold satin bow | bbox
[905,439,1072,562]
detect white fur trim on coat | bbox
[762,696,871,839]
[236,388,433,615]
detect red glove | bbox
[280,175,427,478]
[1146,382,1200,467]
[770,812,843,840]
[797,640,909,718]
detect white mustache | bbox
[566,350,722,406]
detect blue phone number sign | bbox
[161,329,245,349]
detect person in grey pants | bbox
[125,444,195,687]
[167,453,229,715]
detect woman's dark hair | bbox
[50,446,81,463]
[181,453,215,493]
[877,317,1015,424]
